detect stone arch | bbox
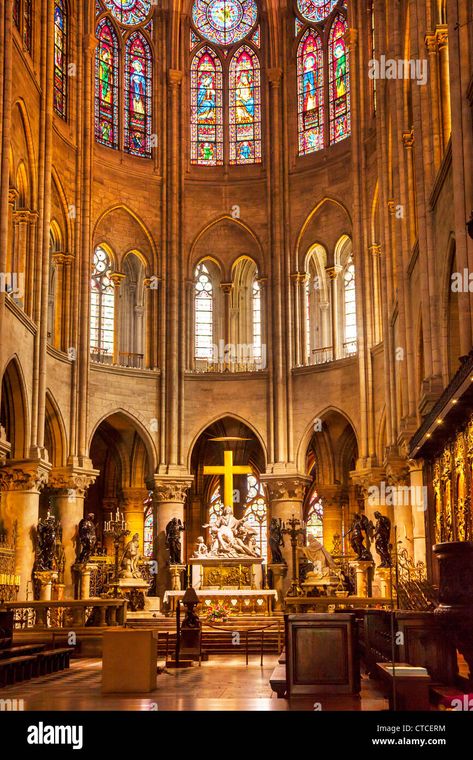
[44,391,68,468]
[93,205,157,272]
[189,216,265,280]
[0,356,29,460]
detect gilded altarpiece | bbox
[432,415,473,544]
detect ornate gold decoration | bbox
[203,565,251,588]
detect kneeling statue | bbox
[120,533,142,579]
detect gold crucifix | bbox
[203,450,252,508]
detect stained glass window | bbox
[252,279,262,363]
[306,492,324,543]
[192,0,258,46]
[297,0,338,23]
[297,29,324,155]
[90,246,115,363]
[54,0,67,119]
[124,32,152,157]
[229,46,261,164]
[103,0,151,26]
[195,262,214,359]
[343,254,357,354]
[144,497,153,558]
[95,20,119,149]
[23,0,32,51]
[329,15,350,144]
[191,47,223,165]
[243,475,267,561]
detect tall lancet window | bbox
[252,278,262,363]
[54,0,68,119]
[297,29,324,154]
[229,46,261,164]
[329,14,350,144]
[195,262,214,360]
[191,47,223,166]
[95,19,119,149]
[124,32,153,157]
[90,246,115,363]
[343,253,357,354]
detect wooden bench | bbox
[36,647,71,675]
[0,655,38,687]
[376,662,432,711]
[270,664,287,698]
[0,644,45,659]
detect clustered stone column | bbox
[152,477,192,600]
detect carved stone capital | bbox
[168,69,183,87]
[48,467,99,497]
[121,487,150,509]
[152,477,193,503]
[262,475,310,502]
[220,282,233,295]
[110,272,126,288]
[369,243,381,257]
[267,67,283,86]
[349,465,386,496]
[326,265,343,280]
[13,209,38,225]
[0,460,51,492]
[402,129,414,148]
[424,33,437,55]
[290,271,309,284]
[435,26,448,51]
[384,455,410,486]
[387,199,397,215]
[8,188,19,206]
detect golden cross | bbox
[203,450,252,508]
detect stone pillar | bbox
[262,475,310,596]
[50,252,65,349]
[121,487,149,549]
[152,477,192,601]
[369,244,382,345]
[351,560,372,597]
[34,570,57,601]
[0,460,51,599]
[326,266,342,358]
[48,467,98,598]
[408,459,427,566]
[436,26,451,149]
[110,272,126,365]
[268,564,287,611]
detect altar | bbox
[163,589,278,616]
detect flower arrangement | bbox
[205,600,233,623]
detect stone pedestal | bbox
[152,476,192,600]
[169,564,185,591]
[34,571,58,601]
[74,563,97,600]
[351,560,373,597]
[269,563,287,611]
[376,567,393,599]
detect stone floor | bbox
[0,655,389,711]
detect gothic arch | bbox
[0,356,29,459]
[93,205,158,270]
[189,215,264,278]
[45,390,68,467]
[296,405,359,474]
[296,196,352,270]
[87,408,158,475]
[11,99,37,203]
[186,412,267,473]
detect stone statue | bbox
[269,518,285,564]
[36,511,58,571]
[300,535,338,584]
[347,513,373,562]
[203,506,260,559]
[374,511,392,568]
[166,518,184,564]
[120,533,142,579]
[191,536,209,558]
[77,513,97,564]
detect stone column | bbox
[220,282,233,368]
[262,475,310,597]
[152,477,192,601]
[424,33,442,168]
[408,459,427,566]
[369,244,382,345]
[436,26,451,149]
[326,266,342,358]
[50,252,65,349]
[110,272,125,365]
[121,487,149,548]
[0,0,13,276]
[48,467,98,598]
[0,460,51,599]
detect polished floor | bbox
[0,655,389,711]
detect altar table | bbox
[163,589,278,616]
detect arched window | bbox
[229,46,261,164]
[124,32,152,157]
[103,0,151,26]
[195,262,214,360]
[242,474,267,561]
[143,494,153,558]
[90,246,115,363]
[305,245,332,364]
[297,29,324,154]
[343,253,357,354]
[252,278,262,364]
[329,15,350,144]
[297,0,337,22]
[120,251,146,367]
[54,0,68,119]
[13,0,32,52]
[306,489,324,543]
[95,19,119,149]
[191,47,223,166]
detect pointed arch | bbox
[229,45,261,164]
[95,18,120,149]
[191,45,223,166]
[297,28,324,155]
[124,30,153,158]
[0,357,29,459]
[45,391,68,467]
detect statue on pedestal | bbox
[269,518,285,564]
[374,511,392,568]
[347,513,373,562]
[120,533,142,579]
[77,513,97,564]
[300,534,338,585]
[36,511,59,571]
[166,518,185,564]
[203,506,259,559]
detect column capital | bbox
[387,199,397,215]
[151,476,193,503]
[261,474,311,502]
[13,209,38,225]
[383,453,410,486]
[424,32,438,54]
[325,265,343,280]
[110,272,126,288]
[349,464,386,495]
[48,466,99,496]
[51,252,66,266]
[402,129,414,148]
[0,459,51,492]
[435,25,448,50]
[8,188,19,206]
[369,243,381,257]
[290,271,308,284]
[168,69,183,87]
[267,67,283,86]
[121,486,150,505]
[220,282,233,295]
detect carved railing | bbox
[395,548,438,611]
[2,598,128,629]
[0,524,19,603]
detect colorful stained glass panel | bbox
[95,20,119,149]
[297,29,324,155]
[191,47,223,165]
[54,0,67,119]
[103,0,151,26]
[229,46,261,164]
[329,15,350,144]
[297,0,338,23]
[192,0,257,46]
[124,32,153,157]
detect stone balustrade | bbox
[2,598,128,629]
